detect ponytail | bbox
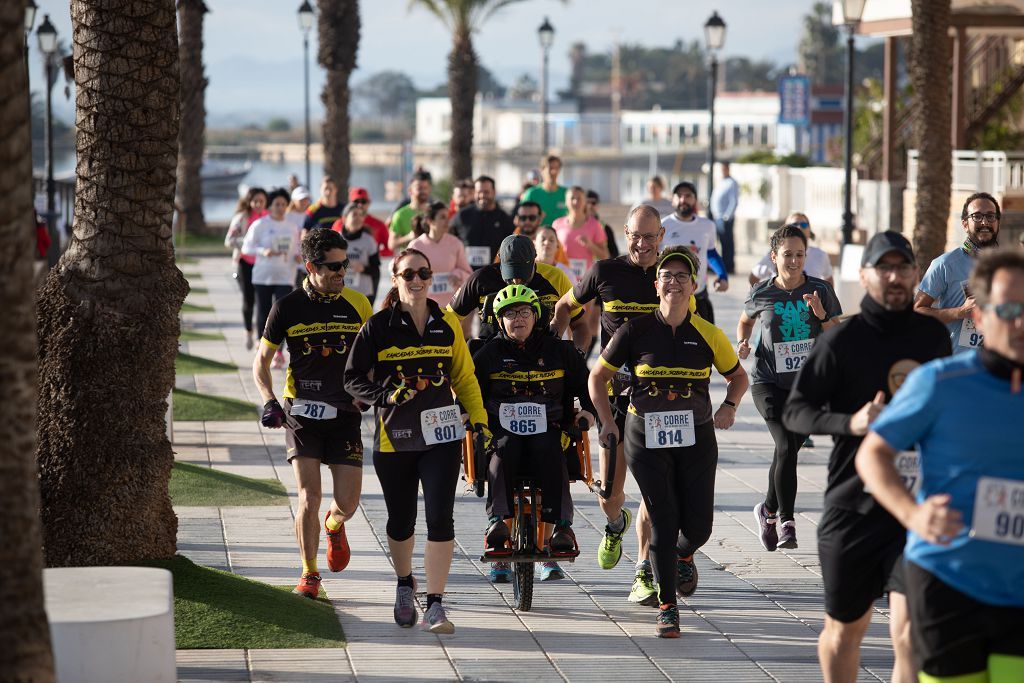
[411,213,429,237]
[381,286,401,311]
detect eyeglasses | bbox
[315,259,350,272]
[983,301,1024,321]
[500,308,535,320]
[397,267,433,281]
[791,221,810,229]
[516,214,540,222]
[968,212,999,223]
[625,231,661,244]
[657,271,693,284]
[869,263,915,277]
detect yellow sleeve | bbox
[445,303,466,320]
[260,337,280,350]
[689,294,697,315]
[540,261,572,298]
[444,310,487,426]
[710,325,740,374]
[598,356,620,373]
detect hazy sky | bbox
[29,0,812,125]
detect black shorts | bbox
[818,505,905,622]
[284,401,363,467]
[907,561,1024,677]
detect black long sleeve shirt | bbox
[782,295,951,514]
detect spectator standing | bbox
[710,161,739,274]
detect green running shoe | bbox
[597,508,631,570]
[628,560,659,607]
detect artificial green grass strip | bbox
[175,232,232,252]
[140,556,343,649]
[187,286,209,295]
[170,462,287,506]
[172,388,256,421]
[182,301,213,313]
[176,351,237,375]
[180,328,226,342]
[178,255,199,265]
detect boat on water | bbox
[201,160,252,196]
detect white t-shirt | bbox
[751,245,834,282]
[660,214,719,294]
[340,228,379,298]
[285,212,308,272]
[241,215,300,286]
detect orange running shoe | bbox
[293,572,322,599]
[324,511,351,572]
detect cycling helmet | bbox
[492,284,542,319]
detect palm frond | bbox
[408,0,453,31]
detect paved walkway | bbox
[173,255,896,682]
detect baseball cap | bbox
[656,248,699,279]
[349,187,370,202]
[861,231,915,267]
[291,186,311,202]
[498,234,536,282]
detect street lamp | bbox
[25,0,37,35]
[538,17,554,153]
[297,0,315,188]
[704,11,726,205]
[37,14,59,265]
[838,0,865,245]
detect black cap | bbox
[499,234,536,282]
[861,231,915,267]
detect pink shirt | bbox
[553,216,607,281]
[408,232,472,306]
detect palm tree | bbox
[36,0,188,566]
[175,0,208,240]
[319,0,360,198]
[411,0,552,180]
[0,1,56,679]
[910,0,952,270]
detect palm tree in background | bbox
[411,0,554,180]
[37,0,188,566]
[910,0,952,270]
[319,0,360,199]
[175,0,208,239]
[0,1,56,679]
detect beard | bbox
[676,204,694,219]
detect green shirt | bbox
[522,184,568,224]
[389,204,419,237]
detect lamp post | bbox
[839,0,865,245]
[37,14,59,266]
[704,11,725,206]
[298,1,315,188]
[538,17,554,153]
[24,1,36,186]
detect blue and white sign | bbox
[778,75,811,126]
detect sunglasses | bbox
[791,221,810,229]
[397,267,433,281]
[315,259,350,272]
[516,214,540,222]
[984,302,1024,321]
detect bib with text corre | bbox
[866,451,921,496]
[420,404,466,445]
[569,258,588,282]
[466,246,491,268]
[774,338,814,374]
[970,476,1024,546]
[498,402,548,435]
[289,399,337,420]
[958,317,983,348]
[644,410,696,449]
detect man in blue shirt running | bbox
[915,192,1002,354]
[857,249,1024,683]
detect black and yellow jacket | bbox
[344,298,487,452]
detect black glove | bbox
[261,399,286,428]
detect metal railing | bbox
[906,150,1024,194]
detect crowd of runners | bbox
[226,157,1024,681]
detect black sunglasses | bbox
[398,267,433,281]
[315,259,350,272]
[516,214,540,222]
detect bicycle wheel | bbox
[512,560,533,611]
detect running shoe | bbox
[324,511,351,572]
[597,508,631,570]
[656,604,680,638]
[677,556,698,598]
[485,517,510,554]
[540,562,564,581]
[549,525,576,554]
[245,333,254,351]
[628,561,659,607]
[778,520,798,549]
[421,602,455,634]
[489,561,511,583]
[393,579,417,627]
[292,572,321,599]
[753,502,778,552]
[803,436,815,448]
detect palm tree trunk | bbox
[318,0,360,199]
[0,2,56,679]
[37,0,188,566]
[176,0,208,239]
[910,0,952,270]
[448,27,477,181]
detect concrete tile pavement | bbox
[172,255,895,682]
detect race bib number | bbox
[958,317,983,348]
[569,258,588,282]
[971,476,1024,546]
[644,410,695,449]
[774,339,814,373]
[498,402,548,435]
[343,272,367,293]
[289,399,337,420]
[420,405,466,446]
[430,272,451,294]
[467,246,490,267]
[894,451,921,495]
[273,236,292,254]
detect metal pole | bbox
[842,28,855,245]
[707,55,718,210]
[44,56,58,266]
[303,33,311,188]
[541,46,549,153]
